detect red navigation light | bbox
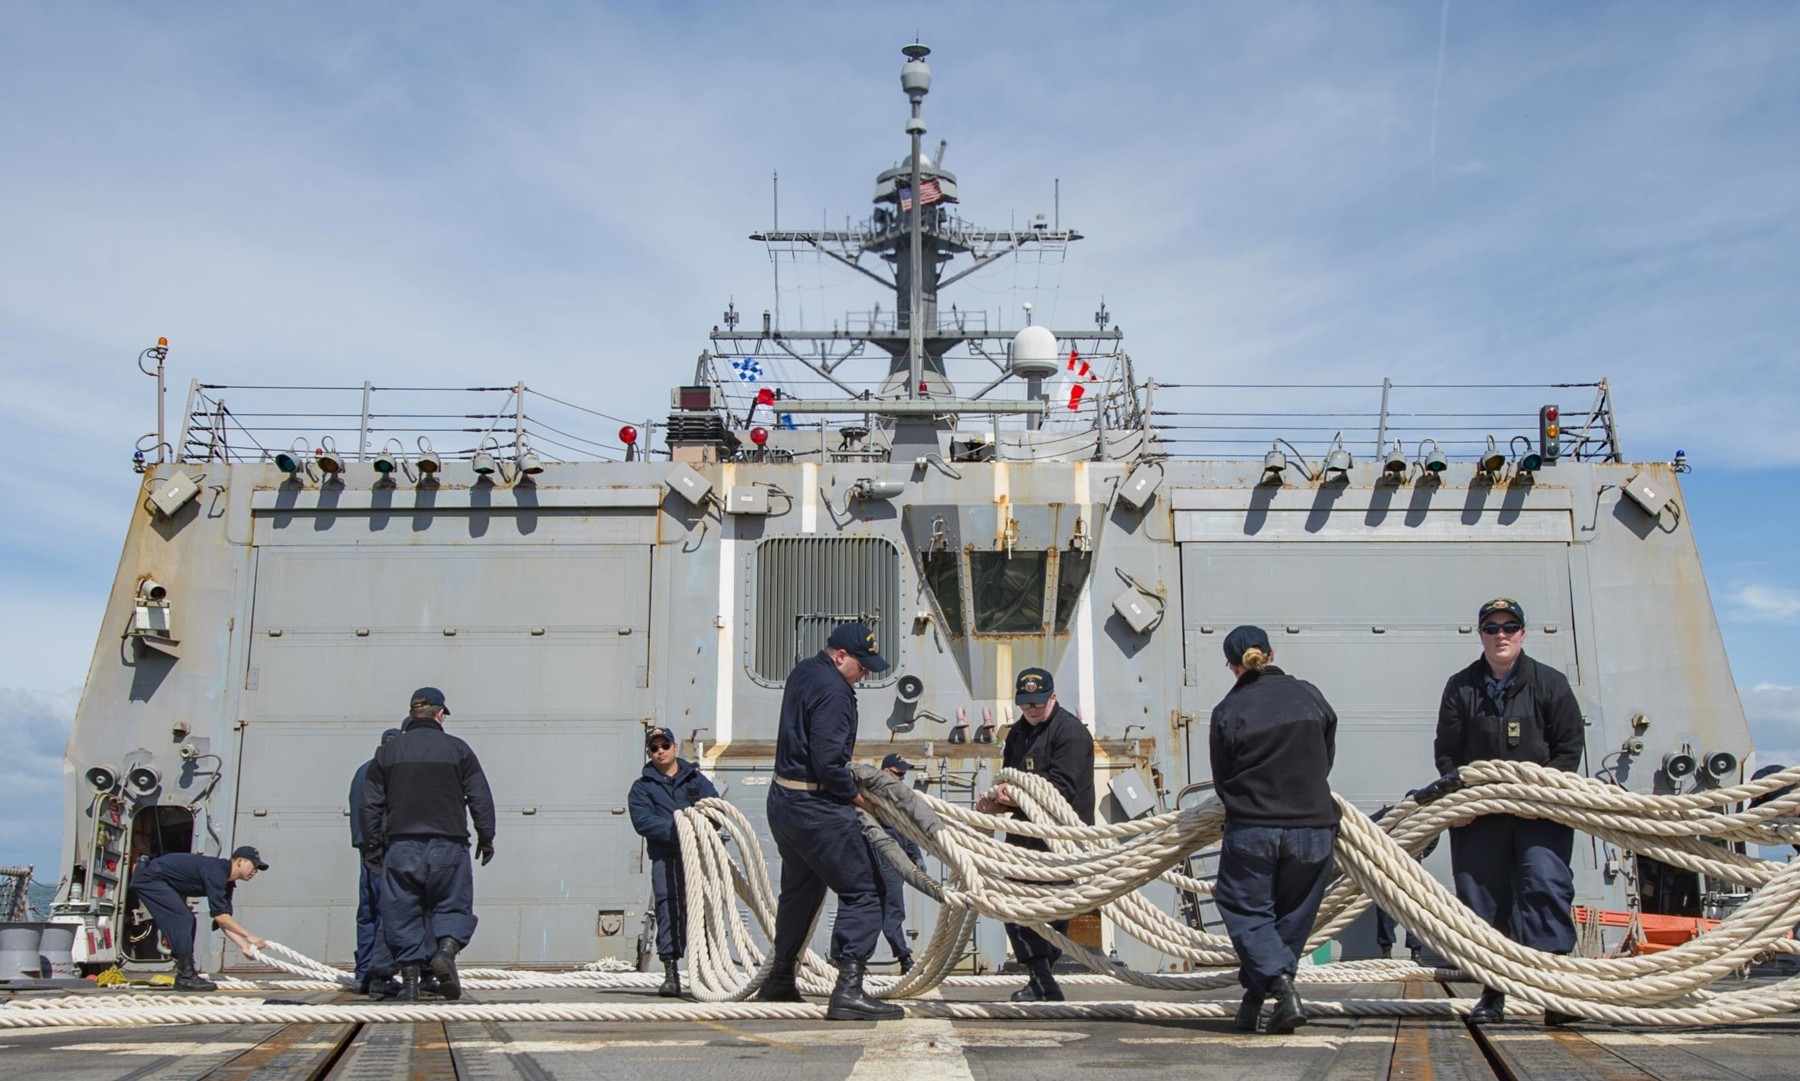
[618,425,638,445]
[750,426,769,446]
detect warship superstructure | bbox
[54,44,1755,977]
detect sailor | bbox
[628,726,720,998]
[755,621,904,1021]
[131,846,269,991]
[1207,626,1339,1034]
[1429,598,1584,1026]
[974,666,1096,1002]
[349,727,403,996]
[360,686,496,1002]
[873,752,926,974]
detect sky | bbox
[1,2,1797,876]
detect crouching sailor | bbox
[1208,626,1340,1034]
[628,726,719,998]
[132,846,269,991]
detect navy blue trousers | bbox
[767,786,882,962]
[874,852,912,960]
[355,856,395,978]
[1005,920,1070,967]
[135,878,198,958]
[650,856,689,961]
[382,837,477,965]
[1449,813,1577,954]
[1213,823,1337,996]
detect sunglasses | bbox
[648,741,674,752]
[1480,621,1524,636]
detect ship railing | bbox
[172,381,658,467]
[1147,378,1624,465]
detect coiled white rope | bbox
[8,761,1799,1029]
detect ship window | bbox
[1053,549,1093,633]
[970,551,1047,634]
[922,550,965,637]
[751,537,900,684]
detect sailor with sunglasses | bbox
[1431,598,1584,1026]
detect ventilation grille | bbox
[753,537,899,682]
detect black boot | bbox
[429,937,462,1001]
[1234,991,1264,1032]
[1265,974,1307,1034]
[1010,968,1043,1001]
[755,955,804,1002]
[825,958,904,1021]
[398,963,421,1002]
[1468,987,1505,1024]
[658,958,682,998]
[1031,958,1065,1002]
[418,971,441,996]
[367,973,401,1000]
[898,954,914,975]
[1543,1005,1582,1027]
[173,953,217,992]
[355,972,372,995]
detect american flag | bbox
[899,178,942,212]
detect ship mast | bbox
[902,44,930,401]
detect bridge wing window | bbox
[922,550,966,637]
[1053,550,1093,633]
[970,551,1047,634]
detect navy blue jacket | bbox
[1000,704,1096,851]
[136,853,235,917]
[361,718,496,848]
[628,758,720,860]
[1209,665,1340,829]
[349,759,375,850]
[1433,652,1583,776]
[774,652,862,804]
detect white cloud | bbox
[1745,683,1800,767]
[0,688,79,875]
[1730,585,1800,624]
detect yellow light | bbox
[1546,425,1559,438]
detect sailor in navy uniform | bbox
[872,752,926,973]
[755,621,904,1020]
[1430,598,1584,1026]
[628,726,720,998]
[975,667,1095,1002]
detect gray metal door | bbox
[230,543,653,964]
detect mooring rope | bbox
[6,760,1798,1029]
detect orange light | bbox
[1546,425,1559,438]
[157,336,168,347]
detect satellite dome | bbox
[1012,326,1060,379]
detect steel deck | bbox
[2,977,1795,1081]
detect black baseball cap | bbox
[826,622,890,673]
[410,686,450,715]
[881,753,914,773]
[1223,625,1273,667]
[1477,598,1525,624]
[380,728,402,745]
[646,727,676,748]
[232,845,269,870]
[1014,667,1054,704]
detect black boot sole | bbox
[1266,1011,1308,1035]
[826,1000,905,1021]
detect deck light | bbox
[372,439,401,476]
[515,438,544,476]
[315,437,345,475]
[274,438,309,474]
[1382,440,1408,477]
[415,437,441,477]
[1262,443,1286,481]
[1421,439,1448,474]
[1322,433,1351,479]
[1702,750,1738,782]
[471,449,497,477]
[126,764,161,795]
[1479,436,1506,475]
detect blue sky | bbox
[2,3,1797,874]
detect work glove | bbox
[477,839,495,866]
[361,847,385,875]
[1412,771,1464,806]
